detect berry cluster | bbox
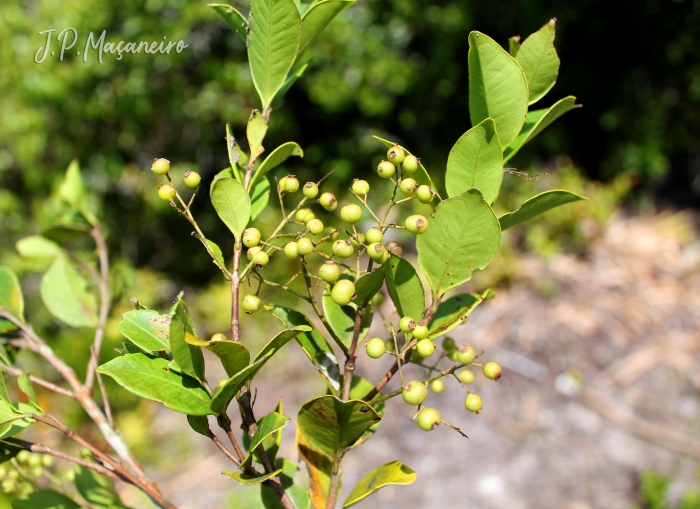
[1,451,54,496]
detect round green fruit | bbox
[365,338,386,359]
[385,241,403,256]
[284,241,299,259]
[417,408,441,431]
[319,192,338,211]
[331,279,356,306]
[16,451,30,464]
[387,145,406,164]
[151,158,170,175]
[405,215,429,234]
[242,228,261,248]
[325,227,340,241]
[296,208,315,222]
[380,249,390,263]
[365,228,384,244]
[211,333,228,342]
[442,337,456,352]
[252,250,269,267]
[350,232,365,247]
[385,339,396,352]
[340,204,363,224]
[319,261,340,283]
[483,361,502,381]
[377,160,395,179]
[247,246,261,261]
[402,154,420,173]
[399,316,416,334]
[367,243,387,261]
[297,238,315,256]
[352,179,370,195]
[416,185,434,203]
[41,456,53,468]
[283,175,300,193]
[399,178,418,196]
[458,370,475,384]
[241,294,262,313]
[27,455,42,468]
[401,380,428,405]
[456,345,476,365]
[370,292,385,306]
[430,379,445,393]
[303,182,319,199]
[465,393,483,413]
[416,339,435,358]
[412,321,429,340]
[158,184,177,202]
[306,218,325,235]
[332,239,354,258]
[183,170,201,188]
[448,348,459,362]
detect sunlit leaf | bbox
[11,489,81,509]
[169,295,205,382]
[0,266,24,334]
[222,468,283,486]
[499,190,588,230]
[343,461,416,508]
[74,465,130,509]
[250,142,304,189]
[516,18,560,105]
[297,426,333,509]
[117,310,170,353]
[241,411,290,467]
[322,289,372,353]
[58,160,98,226]
[427,290,494,339]
[382,255,425,319]
[40,256,98,328]
[209,3,248,42]
[251,175,271,221]
[299,0,355,54]
[211,177,251,241]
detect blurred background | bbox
[1,0,699,507]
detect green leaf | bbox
[247,109,268,158]
[241,411,290,467]
[445,118,503,204]
[254,326,312,362]
[251,176,271,221]
[58,160,98,226]
[248,0,301,110]
[40,255,98,328]
[382,255,425,320]
[211,177,251,241]
[322,289,372,353]
[503,96,580,162]
[353,268,384,306]
[261,457,312,509]
[299,0,355,54]
[271,61,309,108]
[223,468,283,486]
[343,461,417,508]
[117,310,170,353]
[207,337,250,378]
[15,236,62,271]
[98,353,213,415]
[0,402,35,440]
[297,426,333,508]
[0,373,9,403]
[211,167,235,193]
[417,189,501,295]
[210,352,274,414]
[508,35,520,57]
[499,190,588,231]
[187,414,212,437]
[468,31,529,148]
[346,377,383,450]
[516,18,560,105]
[17,374,40,412]
[225,124,245,182]
[373,136,441,200]
[12,490,80,509]
[209,3,248,42]
[74,465,130,509]
[250,142,304,189]
[0,266,24,334]
[266,305,341,395]
[297,396,381,461]
[427,289,494,339]
[169,296,206,382]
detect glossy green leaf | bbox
[225,124,245,182]
[209,3,248,42]
[0,266,24,334]
[187,414,212,437]
[248,0,301,109]
[445,118,503,204]
[508,35,520,57]
[210,167,234,193]
[247,109,268,158]
[374,136,441,200]
[207,338,250,378]
[242,399,284,464]
[58,160,97,226]
[261,457,312,509]
[255,326,312,361]
[169,296,205,382]
[15,236,61,271]
[11,490,81,509]
[210,352,274,413]
[271,61,309,108]
[242,411,290,467]
[428,289,494,339]
[206,239,226,268]
[74,465,130,509]
[343,461,417,508]
[322,289,372,352]
[298,396,381,461]
[0,373,9,403]
[251,142,304,189]
[382,255,425,320]
[40,255,98,328]
[0,402,36,440]
[504,96,581,162]
[468,31,529,148]
[297,428,332,509]
[251,175,271,221]
[211,177,251,241]
[266,305,341,395]
[417,189,501,295]
[223,468,283,486]
[499,190,588,231]
[346,377,383,450]
[516,18,559,105]
[117,310,170,353]
[353,268,384,306]
[17,374,40,412]
[299,0,355,54]
[98,353,213,415]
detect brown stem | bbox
[325,453,343,509]
[85,225,110,390]
[300,259,344,350]
[94,366,114,428]
[0,363,75,399]
[341,307,365,401]
[212,436,241,466]
[231,244,242,342]
[216,414,246,464]
[363,341,416,402]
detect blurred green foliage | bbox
[632,470,700,509]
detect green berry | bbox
[183,170,201,188]
[377,160,395,179]
[430,379,445,393]
[252,250,269,267]
[158,184,177,202]
[465,393,483,413]
[242,228,261,248]
[31,467,43,478]
[352,179,370,195]
[325,227,340,240]
[284,241,299,259]
[303,182,319,199]
[16,451,30,463]
[27,455,42,468]
[402,154,420,173]
[442,337,456,352]
[483,361,502,381]
[458,370,475,384]
[456,345,476,365]
[306,218,325,235]
[416,185,434,203]
[211,333,228,342]
[297,238,315,256]
[370,292,385,306]
[331,279,356,306]
[405,215,429,234]
[332,239,355,258]
[151,158,171,175]
[380,249,390,263]
[319,192,338,211]
[41,456,53,468]
[283,175,300,193]
[8,470,19,481]
[296,208,315,222]
[401,380,428,405]
[399,316,416,334]
[319,261,340,283]
[385,339,396,352]
[417,407,441,431]
[399,178,418,196]
[340,204,363,224]
[350,232,365,247]
[367,243,387,261]
[412,321,429,340]
[247,246,262,261]
[241,294,262,314]
[365,228,384,244]
[448,348,459,362]
[365,338,386,359]
[278,176,288,190]
[416,339,435,358]
[387,145,406,164]
[385,241,403,256]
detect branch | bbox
[85,225,110,390]
[341,307,365,401]
[363,340,416,402]
[300,259,344,351]
[231,244,242,342]
[0,363,75,399]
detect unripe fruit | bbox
[158,184,177,202]
[284,241,299,259]
[442,337,456,352]
[431,379,445,393]
[319,261,340,283]
[279,176,288,190]
[242,228,261,248]
[385,339,395,352]
[211,333,228,342]
[366,337,386,359]
[253,250,269,267]
[31,467,43,478]
[370,292,385,306]
[402,154,420,173]
[410,348,423,364]
[151,158,170,175]
[303,182,319,199]
[241,294,262,314]
[377,160,395,179]
[350,232,365,247]
[380,249,390,263]
[306,218,325,235]
[319,192,338,211]
[183,170,201,188]
[416,339,435,358]
[297,238,315,256]
[448,348,459,362]
[405,215,429,234]
[17,451,30,463]
[416,185,434,203]
[352,179,370,195]
[417,407,441,431]
[399,178,418,196]
[41,456,53,468]
[385,241,403,256]
[325,227,340,241]
[367,243,387,261]
[387,145,406,164]
[283,175,300,193]
[247,246,262,261]
[332,239,354,258]
[365,228,384,244]
[465,393,483,413]
[412,321,429,340]
[456,345,476,365]
[401,380,428,405]
[340,204,363,224]
[28,455,41,468]
[331,279,356,306]
[483,361,502,381]
[458,370,475,384]
[399,316,416,334]
[296,208,315,222]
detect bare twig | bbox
[341,307,365,401]
[0,363,75,399]
[94,366,114,428]
[85,225,110,390]
[231,244,242,342]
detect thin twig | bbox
[0,363,75,399]
[341,307,365,401]
[94,366,114,428]
[85,225,110,390]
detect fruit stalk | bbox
[341,307,365,400]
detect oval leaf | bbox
[12,490,81,509]
[207,338,250,378]
[223,468,283,486]
[250,142,304,189]
[40,255,98,328]
[209,3,248,42]
[117,310,170,353]
[15,236,61,271]
[169,296,206,382]
[373,136,441,200]
[343,461,417,508]
[272,62,309,108]
[499,190,588,231]
[0,266,24,333]
[210,352,274,414]
[58,160,97,226]
[241,411,290,467]
[382,255,425,320]
[516,18,560,105]
[300,0,355,54]
[427,289,494,339]
[353,268,384,306]
[251,175,271,221]
[211,177,251,241]
[74,465,128,509]
[297,427,332,508]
